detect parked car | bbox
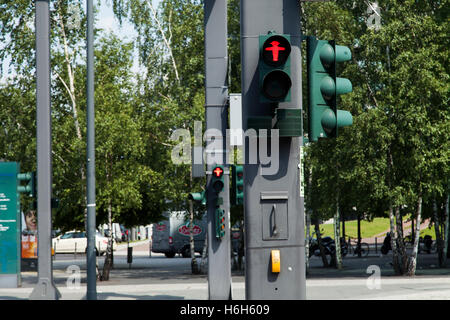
[52,231,109,256]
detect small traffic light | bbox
[215,208,226,239]
[307,36,353,142]
[231,165,244,206]
[188,190,206,206]
[17,171,36,198]
[259,33,292,102]
[211,165,224,193]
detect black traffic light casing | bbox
[211,165,225,194]
[307,36,353,142]
[259,33,292,103]
[231,165,244,206]
[211,165,225,239]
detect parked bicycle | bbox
[346,238,369,257]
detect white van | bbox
[151,211,207,258]
[100,223,124,243]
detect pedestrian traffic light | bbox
[259,33,292,103]
[215,208,226,239]
[211,165,224,194]
[188,190,206,206]
[17,171,36,198]
[231,165,244,206]
[307,36,353,142]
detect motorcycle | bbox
[309,236,348,258]
[380,233,433,255]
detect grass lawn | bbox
[310,217,437,240]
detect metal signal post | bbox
[241,0,306,299]
[204,0,232,300]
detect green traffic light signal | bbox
[307,36,353,142]
[259,33,292,103]
[188,190,206,206]
[215,208,226,239]
[231,165,244,206]
[17,171,36,198]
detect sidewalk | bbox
[2,240,450,300]
[3,274,450,300]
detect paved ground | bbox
[2,239,450,300]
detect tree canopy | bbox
[0,0,448,254]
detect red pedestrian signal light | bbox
[262,36,291,67]
[213,166,223,178]
[211,165,224,193]
[259,33,292,102]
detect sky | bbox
[0,1,160,84]
[97,0,161,37]
[97,1,137,41]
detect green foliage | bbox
[303,0,449,224]
[0,0,447,235]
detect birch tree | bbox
[302,1,448,275]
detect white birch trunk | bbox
[333,196,342,269]
[407,195,422,276]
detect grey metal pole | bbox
[86,0,97,300]
[30,0,61,300]
[241,0,306,299]
[204,0,232,300]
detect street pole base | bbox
[29,278,61,300]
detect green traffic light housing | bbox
[231,165,244,206]
[17,171,36,198]
[307,36,353,141]
[259,33,292,103]
[215,208,226,239]
[188,190,206,206]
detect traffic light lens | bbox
[262,35,291,67]
[262,70,292,101]
[213,180,224,193]
[213,166,223,178]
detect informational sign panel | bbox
[229,93,242,146]
[0,162,21,287]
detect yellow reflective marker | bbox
[271,249,281,273]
